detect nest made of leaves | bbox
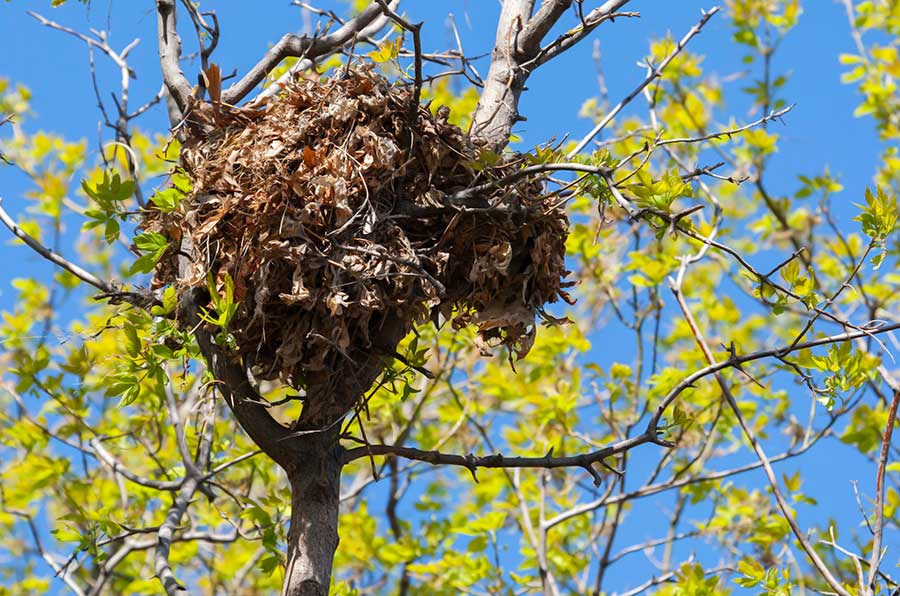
[142,65,573,389]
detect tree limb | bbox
[568,6,720,157]
[670,261,853,596]
[179,288,302,472]
[469,0,535,148]
[471,0,633,148]
[0,197,117,294]
[867,387,899,590]
[230,0,399,106]
[155,0,193,116]
[342,431,659,486]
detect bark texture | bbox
[469,0,535,148]
[281,428,342,596]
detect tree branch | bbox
[373,0,423,109]
[526,2,636,69]
[0,197,117,294]
[469,0,535,148]
[519,0,574,56]
[670,261,852,596]
[155,0,193,116]
[154,475,200,595]
[471,0,633,148]
[568,6,720,157]
[179,288,302,472]
[231,0,399,106]
[342,431,658,486]
[867,387,899,589]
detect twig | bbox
[655,105,793,147]
[4,509,86,596]
[0,197,118,294]
[648,320,900,433]
[568,6,720,157]
[373,0,423,108]
[867,387,900,590]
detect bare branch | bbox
[519,0,574,55]
[252,0,400,105]
[528,3,638,69]
[373,0,423,109]
[0,197,117,294]
[342,431,659,486]
[647,321,900,435]
[154,476,201,595]
[867,387,900,589]
[670,264,853,596]
[469,0,534,148]
[655,105,794,147]
[4,509,86,596]
[229,0,398,106]
[89,438,182,491]
[568,6,720,157]
[156,0,194,115]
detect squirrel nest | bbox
[142,65,573,389]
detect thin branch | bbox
[236,0,399,106]
[655,105,794,147]
[528,1,637,69]
[373,0,423,108]
[89,438,181,491]
[0,197,117,294]
[448,161,612,203]
[342,431,660,486]
[5,509,86,596]
[648,321,900,433]
[670,268,852,596]
[154,476,201,595]
[568,6,720,157]
[867,387,900,589]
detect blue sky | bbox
[0,0,893,592]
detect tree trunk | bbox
[281,425,341,596]
[281,427,343,596]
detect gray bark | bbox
[469,0,535,148]
[281,428,343,596]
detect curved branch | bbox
[647,321,900,434]
[671,269,852,596]
[469,0,534,148]
[154,475,200,595]
[178,287,306,473]
[89,438,182,491]
[471,0,634,148]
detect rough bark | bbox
[469,0,535,148]
[470,0,632,149]
[281,427,343,596]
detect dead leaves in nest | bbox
[142,65,573,389]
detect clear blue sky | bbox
[0,1,890,592]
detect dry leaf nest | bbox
[143,66,573,388]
